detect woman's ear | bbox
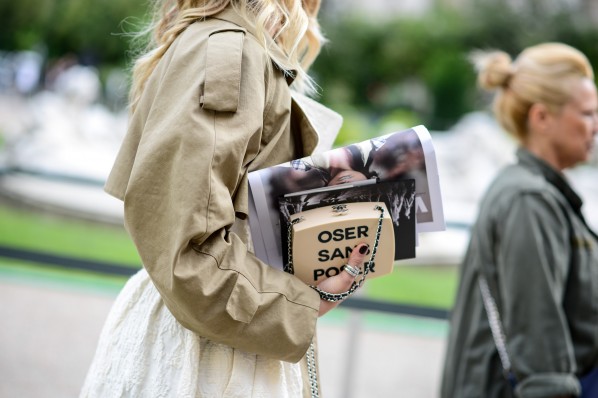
[528,103,552,135]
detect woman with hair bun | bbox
[80,1,370,397]
[441,43,598,398]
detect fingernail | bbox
[359,245,368,254]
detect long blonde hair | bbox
[471,42,594,141]
[129,0,324,110]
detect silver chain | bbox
[284,204,385,398]
[285,204,385,302]
[284,216,303,275]
[306,342,319,398]
[478,275,512,373]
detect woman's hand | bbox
[316,243,369,317]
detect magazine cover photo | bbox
[248,125,445,269]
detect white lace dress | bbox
[80,268,305,398]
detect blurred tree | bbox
[0,0,54,50]
[313,7,477,133]
[313,0,598,136]
[0,0,147,66]
[2,0,598,134]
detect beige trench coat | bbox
[104,6,342,396]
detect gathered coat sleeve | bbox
[496,190,580,396]
[105,21,320,363]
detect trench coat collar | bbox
[213,7,297,84]
[212,7,342,156]
[516,147,583,215]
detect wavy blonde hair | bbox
[471,42,594,141]
[129,0,324,110]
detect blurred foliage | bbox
[313,1,598,137]
[2,0,598,134]
[0,0,147,66]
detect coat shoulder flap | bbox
[201,27,246,112]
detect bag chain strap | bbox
[478,275,514,383]
[306,342,319,398]
[285,204,385,302]
[284,204,385,398]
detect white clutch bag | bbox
[284,201,395,287]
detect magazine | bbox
[248,124,445,270]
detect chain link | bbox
[284,216,303,275]
[478,275,512,373]
[284,204,385,398]
[285,204,385,302]
[306,342,319,398]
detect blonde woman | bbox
[441,43,598,398]
[80,1,370,397]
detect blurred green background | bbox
[3,0,598,134]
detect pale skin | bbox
[525,77,598,171]
[316,243,369,316]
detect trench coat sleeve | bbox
[120,27,320,363]
[497,191,580,397]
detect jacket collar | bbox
[211,7,342,156]
[516,147,583,215]
[212,7,297,84]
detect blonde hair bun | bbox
[471,50,513,90]
[470,42,593,142]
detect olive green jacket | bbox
[441,148,598,398]
[104,6,341,388]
